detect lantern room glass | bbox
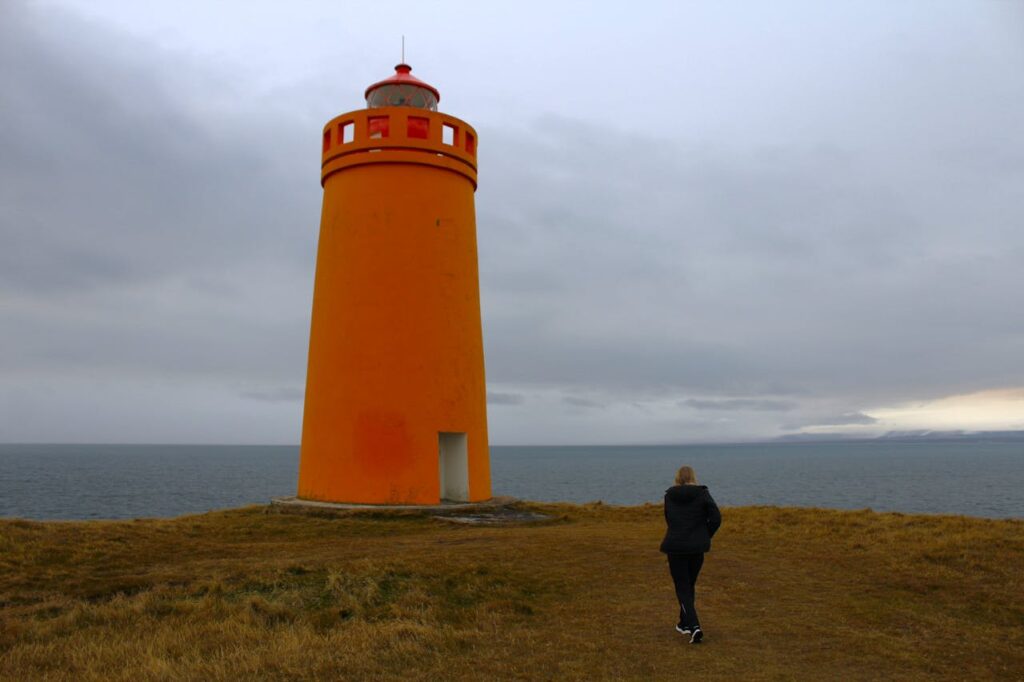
[366,84,438,111]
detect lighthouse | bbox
[297,64,491,505]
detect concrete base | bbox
[271,495,517,512]
[269,495,550,525]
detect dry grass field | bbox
[1,502,1022,681]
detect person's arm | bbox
[705,490,722,538]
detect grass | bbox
[1,503,1022,680]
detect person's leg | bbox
[685,554,705,630]
[666,554,693,629]
[669,554,700,629]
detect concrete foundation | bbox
[269,495,550,525]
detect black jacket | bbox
[659,485,722,554]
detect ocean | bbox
[1,440,1021,521]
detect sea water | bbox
[0,440,1021,520]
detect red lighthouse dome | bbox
[364,63,440,111]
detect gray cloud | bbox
[0,3,315,385]
[681,399,797,412]
[240,387,305,403]
[0,11,314,296]
[487,392,525,406]
[478,110,1024,410]
[783,412,879,430]
[562,396,604,409]
[2,0,1023,444]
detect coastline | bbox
[3,441,1023,521]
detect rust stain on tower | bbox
[297,64,491,505]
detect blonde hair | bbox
[675,465,698,486]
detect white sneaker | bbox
[675,624,691,635]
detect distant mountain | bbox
[874,430,1024,443]
[775,430,1024,444]
[773,432,873,443]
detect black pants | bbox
[667,553,704,629]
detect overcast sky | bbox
[2,0,1023,445]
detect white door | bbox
[438,432,469,502]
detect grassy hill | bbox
[1,503,1022,680]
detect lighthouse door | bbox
[438,432,469,502]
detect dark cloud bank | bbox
[2,1,1023,443]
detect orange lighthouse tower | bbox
[297,64,491,505]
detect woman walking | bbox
[660,465,721,643]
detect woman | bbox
[660,465,721,643]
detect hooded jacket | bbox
[659,485,722,554]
